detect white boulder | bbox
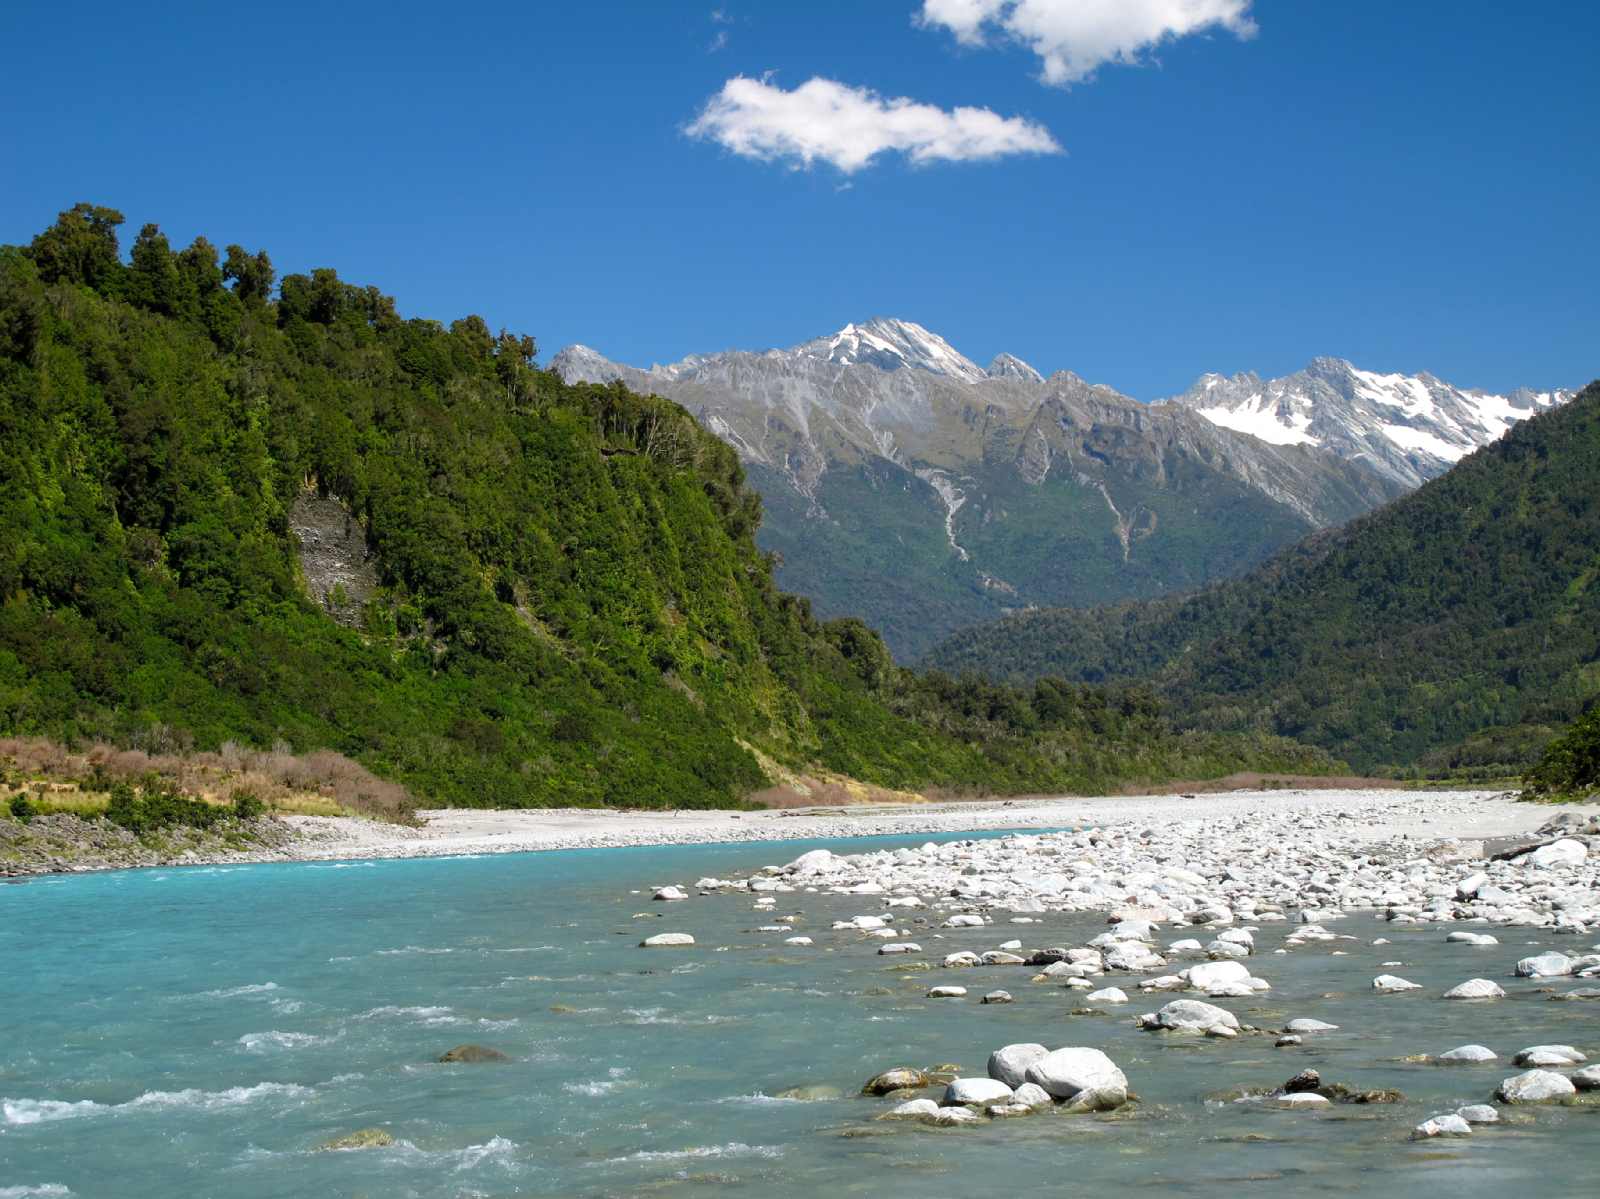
[639,933,694,947]
[1438,1044,1497,1064]
[1023,1047,1129,1109]
[1142,999,1239,1032]
[1514,1044,1585,1067]
[1515,952,1574,978]
[1528,838,1587,868]
[943,1077,1013,1107]
[1497,1069,1576,1104]
[1412,1114,1472,1139]
[1372,974,1422,993]
[1442,978,1505,1000]
[987,1043,1049,1089]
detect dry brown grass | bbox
[0,736,416,823]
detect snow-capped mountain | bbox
[792,317,995,383]
[1161,358,1573,488]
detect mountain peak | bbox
[794,317,988,383]
[988,352,1043,383]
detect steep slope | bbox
[927,382,1600,773]
[1162,357,1572,488]
[0,206,1333,809]
[554,326,1405,658]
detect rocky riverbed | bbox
[645,793,1600,1138]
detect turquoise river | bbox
[2,833,1597,1197]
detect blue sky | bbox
[1,1,1593,397]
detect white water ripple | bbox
[237,1030,338,1052]
[606,1142,783,1164]
[3,1082,313,1125]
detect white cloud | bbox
[918,0,1257,85]
[708,29,728,52]
[686,75,1061,173]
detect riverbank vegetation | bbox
[1522,704,1600,801]
[0,205,1338,809]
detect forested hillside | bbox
[0,205,1330,809]
[927,383,1600,774]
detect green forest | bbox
[0,204,1334,811]
[927,384,1600,777]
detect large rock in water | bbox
[1496,1070,1577,1104]
[437,1044,509,1063]
[317,1127,395,1151]
[862,1067,929,1096]
[786,849,837,876]
[639,933,695,948]
[1515,952,1574,978]
[1442,978,1505,1000]
[1372,974,1422,993]
[879,1098,940,1121]
[1023,1048,1129,1110]
[943,1077,1014,1107]
[1187,960,1250,991]
[1412,1114,1472,1139]
[1102,942,1166,972]
[1438,1044,1497,1064]
[1142,999,1240,1032]
[987,1043,1049,1089]
[1514,1044,1586,1067]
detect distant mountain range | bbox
[1164,357,1571,489]
[553,319,1572,659]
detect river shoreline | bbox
[1,786,1572,877]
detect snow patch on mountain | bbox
[1194,391,1317,447]
[795,318,989,384]
[1165,358,1573,487]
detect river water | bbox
[2,833,1596,1197]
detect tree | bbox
[223,244,274,303]
[27,202,124,290]
[128,223,184,315]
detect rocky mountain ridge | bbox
[552,321,1567,659]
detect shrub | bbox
[105,776,221,835]
[230,788,266,820]
[1523,705,1600,797]
[8,793,35,823]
